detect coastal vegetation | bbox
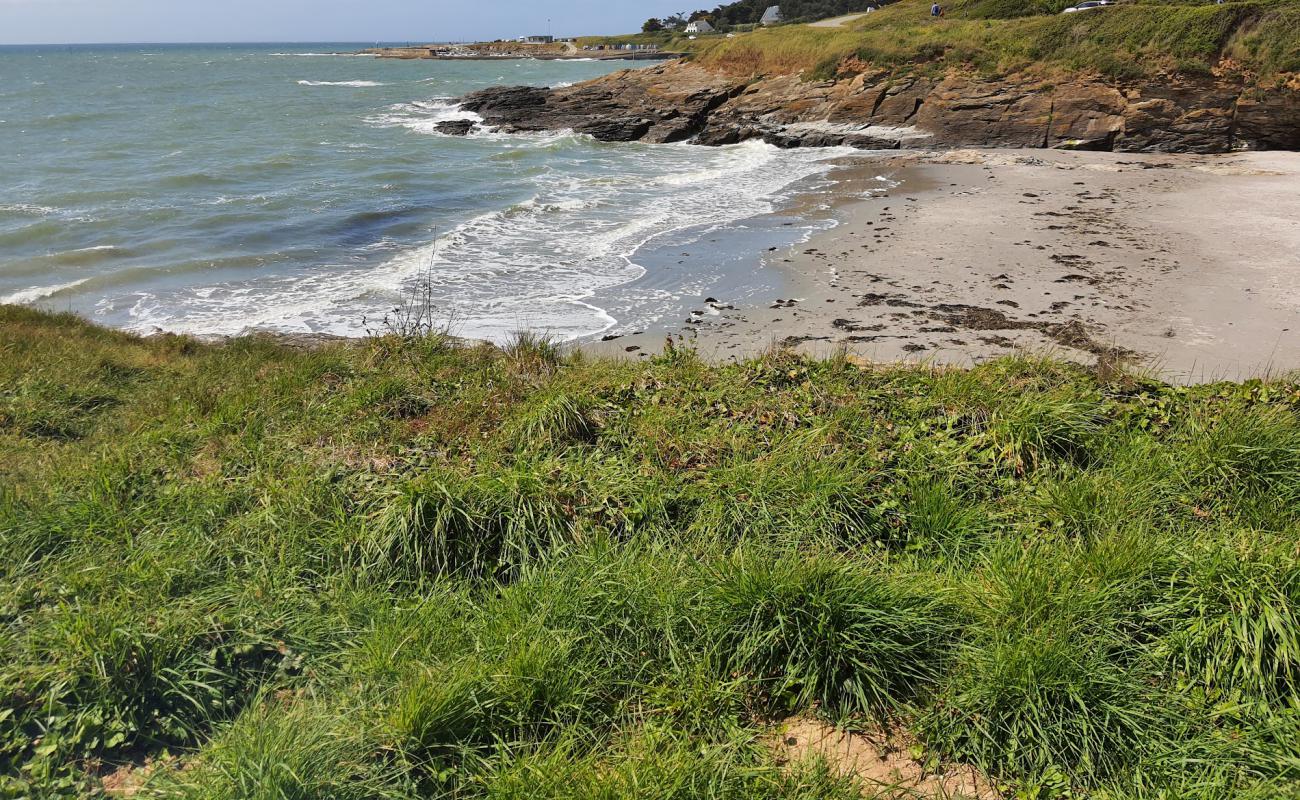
[684,0,1300,82]
[707,0,885,26]
[646,0,885,30]
[3,304,1300,797]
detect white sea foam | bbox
[119,139,856,343]
[297,80,384,87]
[861,173,902,197]
[366,100,488,136]
[1,278,90,305]
[368,100,592,148]
[781,120,932,139]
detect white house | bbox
[684,19,714,33]
[760,5,783,24]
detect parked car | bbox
[1063,0,1109,11]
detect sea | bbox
[0,43,859,342]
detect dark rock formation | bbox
[435,120,477,136]
[460,65,747,143]
[1234,90,1300,151]
[455,61,1300,153]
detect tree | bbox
[642,17,665,32]
[663,12,688,28]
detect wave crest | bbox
[1,278,90,305]
[297,80,384,87]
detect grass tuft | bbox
[708,551,959,717]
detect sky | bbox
[0,0,698,45]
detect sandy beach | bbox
[590,149,1300,383]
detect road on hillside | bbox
[808,11,872,26]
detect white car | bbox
[1063,0,1109,11]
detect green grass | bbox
[686,0,1300,82]
[3,304,1300,797]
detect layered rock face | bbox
[456,61,1300,153]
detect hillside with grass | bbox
[3,305,1300,797]
[689,0,1300,82]
[708,0,887,26]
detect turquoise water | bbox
[0,44,852,341]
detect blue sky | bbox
[0,0,695,45]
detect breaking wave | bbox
[298,79,385,87]
[118,138,854,342]
[1,278,91,305]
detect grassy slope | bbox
[3,305,1300,798]
[687,0,1300,82]
[575,31,696,48]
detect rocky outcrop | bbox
[1234,90,1300,151]
[459,66,749,144]
[434,119,476,136]
[455,61,1300,153]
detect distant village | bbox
[642,5,784,35]
[357,36,677,61]
[358,4,788,61]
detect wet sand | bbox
[588,149,1300,383]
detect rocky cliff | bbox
[456,61,1300,153]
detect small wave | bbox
[55,245,130,262]
[298,79,385,87]
[2,245,135,281]
[204,194,267,206]
[1,278,90,305]
[0,203,59,217]
[41,110,112,125]
[158,172,228,189]
[45,245,134,267]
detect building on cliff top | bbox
[684,19,714,33]
[760,5,783,24]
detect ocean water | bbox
[0,43,855,341]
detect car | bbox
[1063,0,1109,11]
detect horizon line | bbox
[0,40,458,47]
[0,33,610,47]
